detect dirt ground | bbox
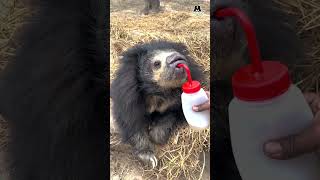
[110,0,210,14]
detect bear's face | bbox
[138,49,189,88]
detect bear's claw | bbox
[137,150,158,169]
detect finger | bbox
[312,95,320,111]
[205,91,210,102]
[308,93,320,113]
[205,91,210,98]
[263,116,320,160]
[193,101,210,112]
[304,93,320,113]
[304,92,318,104]
[311,100,320,114]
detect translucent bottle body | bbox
[181,88,210,130]
[229,85,320,180]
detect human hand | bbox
[263,92,320,160]
[192,91,210,112]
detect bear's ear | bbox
[120,46,147,63]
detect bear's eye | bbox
[153,61,161,69]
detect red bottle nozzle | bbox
[177,63,192,85]
[177,64,201,94]
[215,8,263,73]
[214,8,291,101]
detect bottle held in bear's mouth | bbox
[215,7,320,180]
[177,63,209,130]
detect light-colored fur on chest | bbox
[145,95,178,113]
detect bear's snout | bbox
[166,52,187,68]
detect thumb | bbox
[263,117,320,160]
[193,101,210,112]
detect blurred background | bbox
[0,1,28,179]
[272,0,320,93]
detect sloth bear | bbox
[111,40,205,168]
[0,0,107,179]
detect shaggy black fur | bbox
[212,1,305,180]
[111,40,204,166]
[0,0,107,179]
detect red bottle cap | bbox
[215,8,291,101]
[177,64,201,94]
[232,61,290,101]
[182,80,201,94]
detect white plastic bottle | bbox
[177,64,210,130]
[229,62,320,180]
[215,7,320,180]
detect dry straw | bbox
[0,0,28,71]
[274,0,320,91]
[110,11,210,86]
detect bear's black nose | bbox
[166,52,186,67]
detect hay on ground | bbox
[110,11,210,87]
[274,0,320,91]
